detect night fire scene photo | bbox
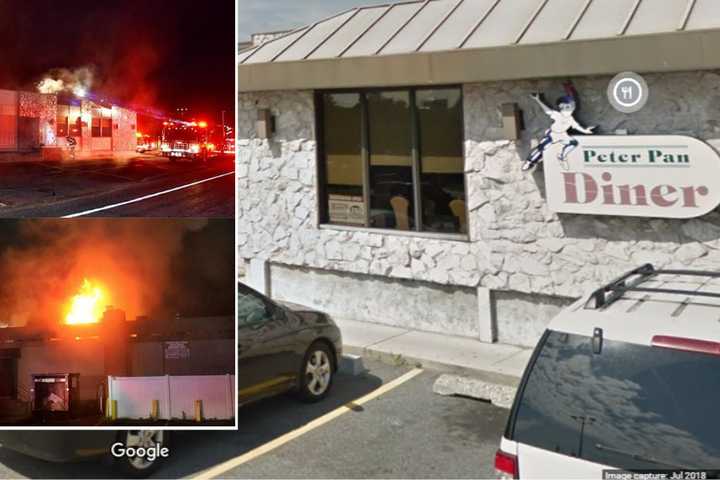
[0,218,236,426]
[0,0,235,218]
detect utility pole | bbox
[571,415,596,458]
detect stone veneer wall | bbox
[113,106,137,152]
[238,71,720,343]
[18,92,56,146]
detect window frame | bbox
[101,117,112,137]
[56,116,69,137]
[56,102,81,139]
[315,85,468,237]
[91,108,113,138]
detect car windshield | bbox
[510,330,720,470]
[237,286,270,326]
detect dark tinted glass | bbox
[237,286,271,326]
[67,106,82,136]
[56,106,68,137]
[416,88,465,234]
[322,93,365,226]
[318,87,466,234]
[91,117,101,137]
[101,118,112,137]
[56,116,68,137]
[367,90,413,230]
[69,117,81,136]
[512,330,720,469]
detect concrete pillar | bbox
[247,258,271,296]
[477,286,496,343]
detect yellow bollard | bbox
[194,400,203,422]
[111,400,118,421]
[106,398,112,418]
[151,399,159,420]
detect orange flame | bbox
[64,278,107,325]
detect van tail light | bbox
[651,335,720,356]
[494,450,518,479]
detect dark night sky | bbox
[0,0,234,124]
[0,219,235,323]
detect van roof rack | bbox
[585,263,720,309]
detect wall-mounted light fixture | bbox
[500,103,523,140]
[256,109,275,139]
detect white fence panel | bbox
[169,375,234,420]
[109,376,169,420]
[108,375,235,420]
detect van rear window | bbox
[510,330,720,470]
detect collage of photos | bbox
[3,0,720,479]
[0,0,237,476]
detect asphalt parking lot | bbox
[0,154,235,218]
[0,359,507,479]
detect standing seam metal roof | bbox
[239,0,720,65]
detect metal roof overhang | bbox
[239,28,720,92]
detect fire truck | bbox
[159,120,224,161]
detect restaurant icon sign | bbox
[542,135,720,218]
[607,72,649,113]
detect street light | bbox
[570,415,596,457]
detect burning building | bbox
[0,303,234,421]
[0,89,137,158]
[0,218,235,422]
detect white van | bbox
[496,264,720,479]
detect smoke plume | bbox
[0,219,209,330]
[36,66,95,97]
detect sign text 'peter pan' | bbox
[543,136,720,218]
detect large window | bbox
[321,93,364,226]
[318,87,466,234]
[91,108,112,137]
[56,105,81,138]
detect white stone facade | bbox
[238,71,720,345]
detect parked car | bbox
[0,430,167,478]
[496,264,720,478]
[237,282,342,405]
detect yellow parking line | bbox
[238,375,295,399]
[191,368,424,480]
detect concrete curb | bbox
[339,354,366,376]
[344,344,521,388]
[433,374,517,409]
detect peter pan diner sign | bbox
[541,136,720,218]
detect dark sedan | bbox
[0,429,166,478]
[238,283,342,405]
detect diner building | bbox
[0,89,137,158]
[238,0,720,347]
